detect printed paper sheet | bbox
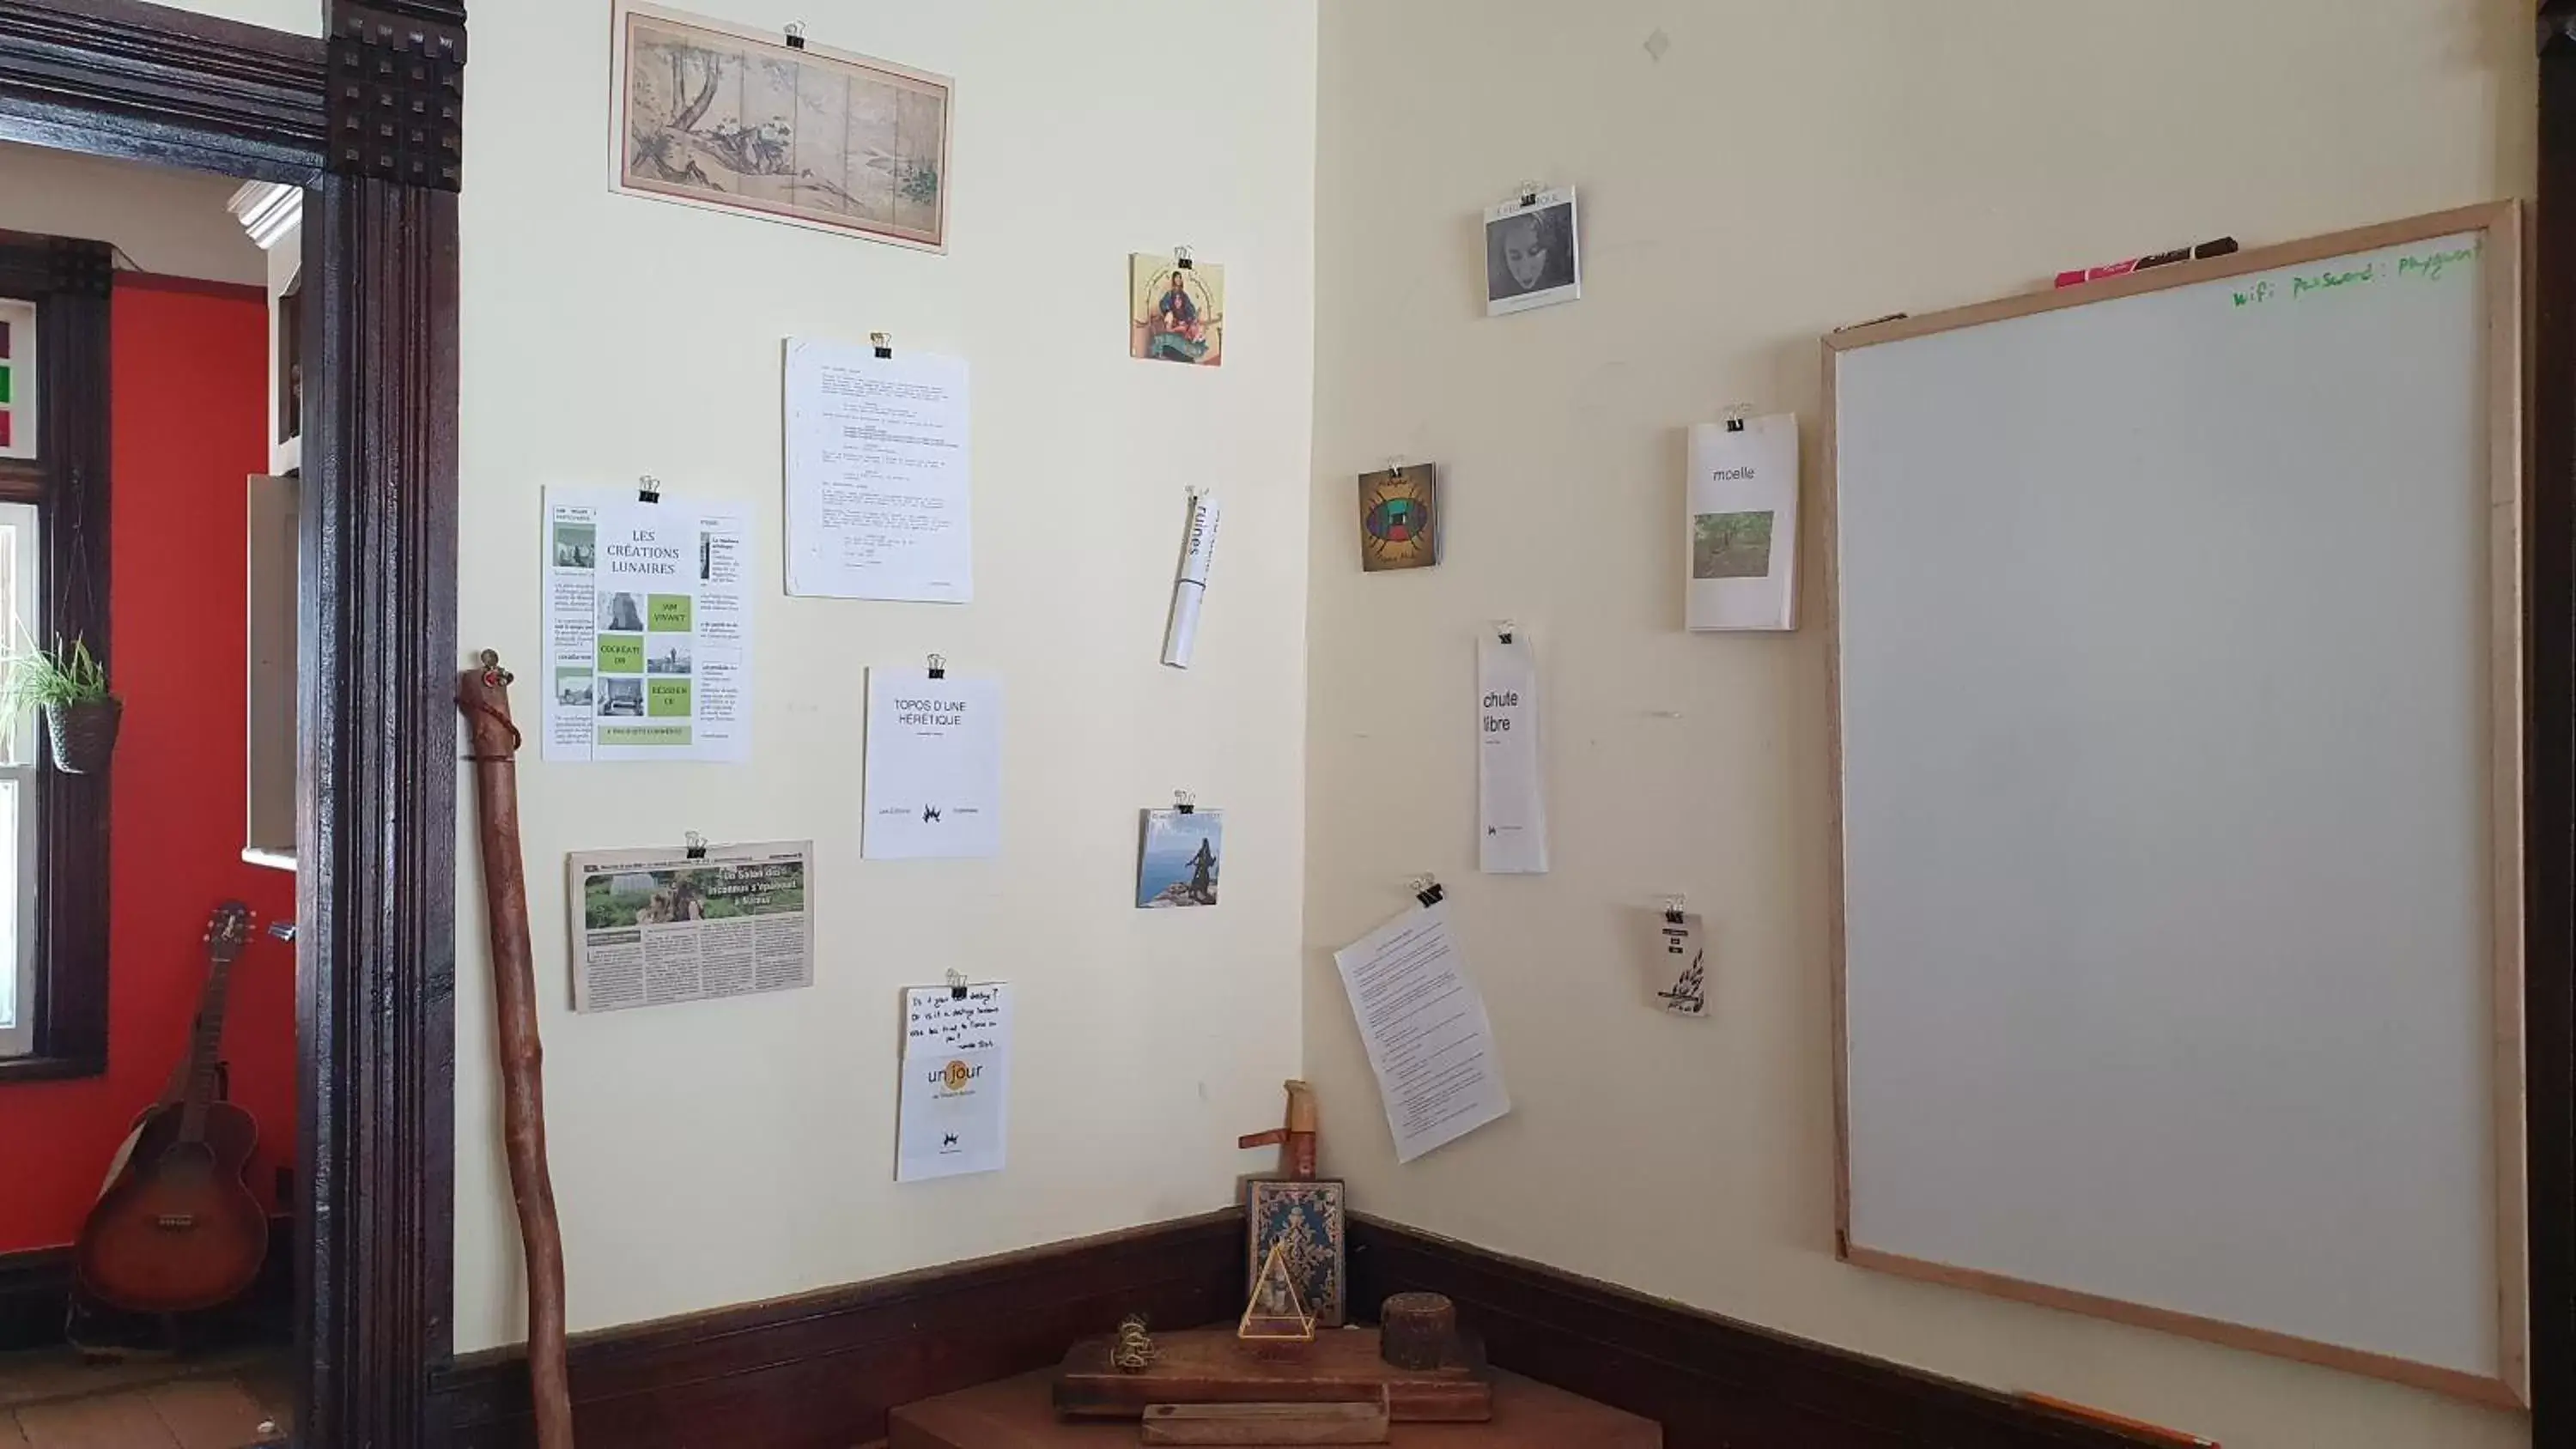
[543,485,751,762]
[1477,632,1548,874]
[784,339,974,603]
[864,668,1003,859]
[897,983,1012,1181]
[1332,900,1511,1163]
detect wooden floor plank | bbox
[15,1392,179,1449]
[0,1411,33,1449]
[146,1380,274,1449]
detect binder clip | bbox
[1516,179,1542,209]
[1722,403,1752,434]
[1410,874,1445,908]
[784,20,806,49]
[1174,246,1194,272]
[945,968,969,1001]
[1174,790,1196,815]
[1663,894,1686,926]
[871,330,894,360]
[637,474,662,504]
[927,652,946,680]
[1384,455,1408,482]
[685,831,708,862]
[1495,619,1516,646]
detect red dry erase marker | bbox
[2055,237,2239,288]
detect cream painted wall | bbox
[1303,3,2532,1448]
[0,141,260,287]
[172,0,320,38]
[436,1,1315,1350]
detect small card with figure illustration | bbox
[1131,254,1225,367]
[1137,808,1223,908]
[1650,908,1709,1018]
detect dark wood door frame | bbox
[0,2,461,1446]
[2540,12,2576,1449]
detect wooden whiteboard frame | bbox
[1820,202,2529,1407]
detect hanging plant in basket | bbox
[6,636,119,774]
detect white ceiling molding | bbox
[227,180,301,252]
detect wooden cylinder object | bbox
[459,653,577,1449]
[1283,1079,1319,1179]
[1378,1293,1455,1370]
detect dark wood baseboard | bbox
[0,1216,295,1355]
[437,1210,1244,1449]
[434,1204,2178,1449]
[1347,1215,2178,1448]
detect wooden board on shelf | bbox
[1054,1327,1490,1423]
[896,1368,1656,1449]
[1139,1396,1390,1445]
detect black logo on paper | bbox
[942,1132,960,1149]
[922,805,943,823]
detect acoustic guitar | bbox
[74,901,269,1313]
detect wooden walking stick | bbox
[459,650,575,1449]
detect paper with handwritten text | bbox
[897,982,1012,1181]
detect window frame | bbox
[0,234,114,1082]
[0,501,42,1059]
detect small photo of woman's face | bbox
[1502,216,1549,291]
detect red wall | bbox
[0,276,294,1252]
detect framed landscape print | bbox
[611,3,952,252]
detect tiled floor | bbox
[0,1349,286,1449]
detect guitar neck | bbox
[176,957,235,1145]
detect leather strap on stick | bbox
[457,651,574,1449]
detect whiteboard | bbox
[1826,206,2524,1404]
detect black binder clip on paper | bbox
[1495,620,1516,646]
[945,968,969,1001]
[784,21,806,50]
[1412,874,1445,909]
[1722,403,1752,434]
[1174,790,1195,815]
[872,330,893,360]
[637,473,661,504]
[684,831,708,862]
[927,652,946,680]
[1517,179,1543,208]
[1174,246,1194,272]
[1664,894,1686,926]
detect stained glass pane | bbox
[0,300,27,459]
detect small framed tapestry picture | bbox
[1246,1179,1347,1329]
[611,2,952,252]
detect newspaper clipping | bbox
[566,841,813,1013]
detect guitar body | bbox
[70,902,270,1316]
[75,1100,268,1313]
